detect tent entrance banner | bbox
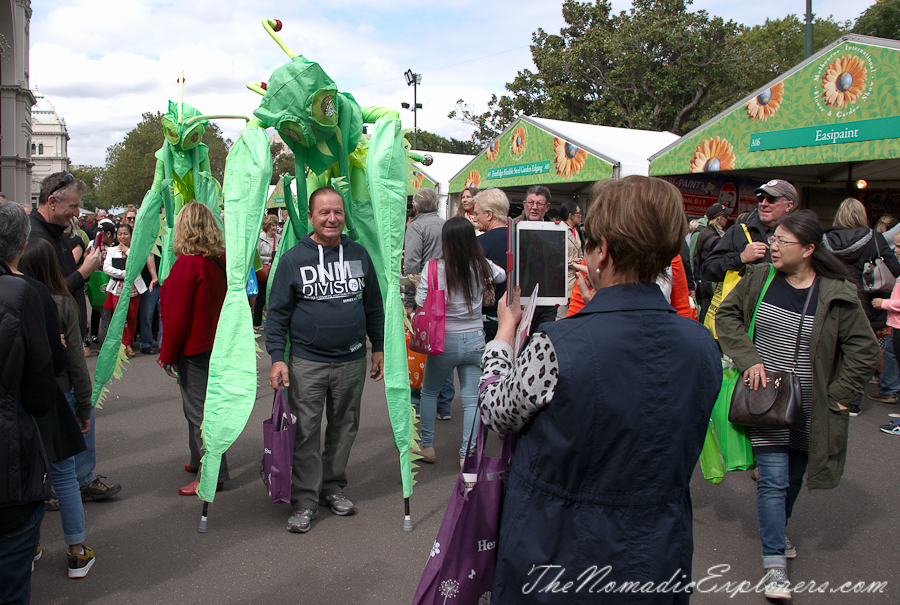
[649,36,900,180]
[749,116,900,152]
[449,117,616,192]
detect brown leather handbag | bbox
[729,270,815,428]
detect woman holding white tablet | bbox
[479,176,721,603]
[414,217,505,465]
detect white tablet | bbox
[515,221,569,307]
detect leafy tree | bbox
[270,140,295,186]
[70,165,104,210]
[742,15,850,92]
[853,0,900,40]
[101,112,232,208]
[451,0,748,141]
[404,130,481,155]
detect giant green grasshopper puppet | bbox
[197,19,416,505]
[91,78,224,406]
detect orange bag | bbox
[407,330,427,390]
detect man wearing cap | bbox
[694,203,734,321]
[702,179,798,283]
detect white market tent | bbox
[410,151,476,219]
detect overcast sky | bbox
[29,0,867,167]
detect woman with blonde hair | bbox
[158,201,229,496]
[823,197,900,413]
[480,176,721,602]
[473,188,510,340]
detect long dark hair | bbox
[779,210,856,282]
[19,238,73,299]
[441,216,493,312]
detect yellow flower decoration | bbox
[464,169,481,189]
[510,126,527,156]
[746,81,784,122]
[822,55,867,108]
[553,137,588,179]
[485,139,500,161]
[690,137,735,173]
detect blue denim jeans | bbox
[420,330,485,457]
[0,504,44,605]
[411,373,454,417]
[880,332,900,395]
[138,284,160,350]
[755,450,808,569]
[64,391,96,487]
[48,456,86,545]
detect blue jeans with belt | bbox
[420,329,485,457]
[755,450,808,569]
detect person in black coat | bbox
[823,197,900,414]
[702,180,798,284]
[0,201,60,604]
[29,173,103,340]
[480,177,721,604]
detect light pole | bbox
[403,69,422,149]
[804,0,813,59]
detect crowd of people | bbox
[0,169,893,603]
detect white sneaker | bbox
[785,536,796,559]
[763,567,792,601]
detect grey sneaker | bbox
[319,492,357,516]
[785,536,796,559]
[763,567,791,601]
[287,508,318,533]
[80,475,121,501]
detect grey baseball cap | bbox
[754,179,798,204]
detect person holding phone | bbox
[103,224,146,358]
[480,176,721,604]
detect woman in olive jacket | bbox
[716,211,878,599]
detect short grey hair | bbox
[413,188,438,213]
[473,188,509,222]
[0,200,31,262]
[39,172,86,206]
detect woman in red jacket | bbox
[158,202,228,496]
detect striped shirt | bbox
[748,277,819,454]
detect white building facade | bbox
[30,90,70,206]
[0,0,35,206]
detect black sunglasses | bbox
[49,173,75,199]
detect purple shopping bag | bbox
[409,259,445,355]
[412,423,516,605]
[260,386,296,504]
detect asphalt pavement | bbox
[31,336,899,604]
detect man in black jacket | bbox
[30,172,102,340]
[30,173,121,502]
[702,179,797,283]
[0,201,57,604]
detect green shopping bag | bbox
[86,271,110,311]
[699,421,725,484]
[710,363,755,471]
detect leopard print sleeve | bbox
[478,332,558,433]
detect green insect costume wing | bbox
[197,19,414,503]
[198,121,272,501]
[91,95,223,407]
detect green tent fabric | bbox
[198,122,272,501]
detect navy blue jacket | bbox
[492,283,721,604]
